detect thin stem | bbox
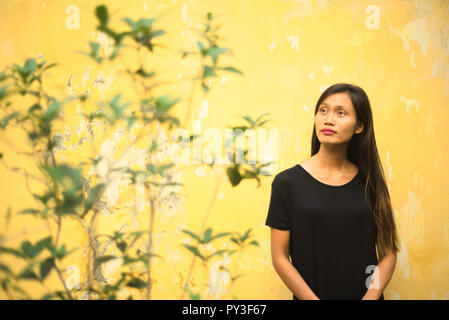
[146,197,155,300]
[180,170,224,300]
[182,66,203,129]
[146,121,161,300]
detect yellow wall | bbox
[1,0,448,299]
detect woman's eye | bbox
[338,111,345,115]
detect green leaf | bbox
[207,46,229,65]
[241,229,251,242]
[28,103,42,114]
[146,163,156,174]
[18,208,40,216]
[253,112,269,125]
[197,41,206,55]
[249,240,259,247]
[41,293,55,300]
[116,241,127,253]
[210,232,232,242]
[0,111,21,129]
[243,116,255,127]
[219,66,243,75]
[84,183,105,212]
[35,237,53,254]
[123,17,137,30]
[182,229,202,243]
[21,241,38,259]
[226,166,242,187]
[0,246,27,258]
[126,116,138,130]
[201,82,209,93]
[202,65,217,79]
[96,255,118,264]
[18,268,39,280]
[0,262,13,275]
[180,50,195,58]
[230,237,240,245]
[135,68,155,78]
[0,71,8,82]
[151,30,165,38]
[95,5,109,27]
[42,164,84,193]
[184,285,201,300]
[42,62,58,72]
[206,249,229,260]
[149,139,158,153]
[39,257,55,280]
[42,100,62,124]
[24,58,37,75]
[182,244,205,260]
[136,18,155,29]
[203,228,212,244]
[48,244,77,260]
[155,94,180,113]
[157,163,174,175]
[126,278,147,289]
[108,43,123,60]
[113,231,123,240]
[56,191,84,215]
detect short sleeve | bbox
[265,182,291,230]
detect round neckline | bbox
[295,164,359,188]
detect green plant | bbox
[0,4,272,300]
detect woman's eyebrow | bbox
[320,102,348,109]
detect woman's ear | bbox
[355,121,364,134]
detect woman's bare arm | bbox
[270,227,319,300]
[362,249,397,300]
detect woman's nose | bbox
[324,112,335,123]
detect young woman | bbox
[265,83,400,300]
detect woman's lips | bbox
[321,129,336,135]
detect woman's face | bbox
[314,92,363,144]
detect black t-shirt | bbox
[265,164,384,300]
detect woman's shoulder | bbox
[271,163,301,189]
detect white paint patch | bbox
[82,67,91,87]
[207,255,231,299]
[402,17,431,56]
[181,3,188,23]
[389,290,401,300]
[65,265,80,290]
[286,35,299,52]
[195,165,206,177]
[322,65,333,77]
[388,18,430,68]
[270,37,276,52]
[284,0,313,23]
[397,240,410,279]
[199,100,209,119]
[220,76,228,86]
[400,96,420,115]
